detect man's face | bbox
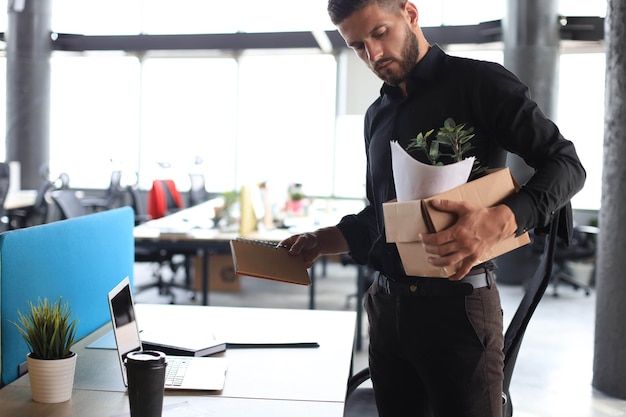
[337,3,420,87]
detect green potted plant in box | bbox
[12,297,79,403]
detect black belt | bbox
[377,269,493,297]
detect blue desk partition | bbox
[0,207,135,386]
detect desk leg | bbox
[356,265,365,351]
[309,263,316,310]
[201,248,210,306]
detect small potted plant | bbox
[214,190,239,227]
[406,117,487,178]
[286,183,306,215]
[13,297,79,403]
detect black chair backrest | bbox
[56,172,71,189]
[502,211,560,412]
[104,170,124,207]
[32,180,55,215]
[50,189,88,219]
[0,162,10,208]
[126,185,151,225]
[0,162,10,230]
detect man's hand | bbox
[420,199,518,280]
[279,226,349,269]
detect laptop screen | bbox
[108,277,142,386]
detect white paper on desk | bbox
[390,141,475,201]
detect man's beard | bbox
[372,26,420,86]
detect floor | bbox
[133,260,626,417]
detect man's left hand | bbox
[419,199,518,281]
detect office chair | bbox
[0,162,11,231]
[54,172,71,189]
[81,170,125,212]
[551,225,596,297]
[147,179,184,219]
[125,185,152,226]
[130,183,193,304]
[345,213,560,417]
[7,178,56,229]
[49,189,89,220]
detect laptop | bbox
[107,277,228,391]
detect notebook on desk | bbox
[107,278,228,391]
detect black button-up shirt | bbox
[337,45,586,279]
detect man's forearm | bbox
[315,226,350,255]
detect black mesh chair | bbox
[551,225,596,296]
[125,185,152,226]
[49,189,89,220]
[81,170,125,212]
[345,213,560,417]
[0,162,11,231]
[7,178,55,229]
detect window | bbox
[557,52,605,210]
[236,53,337,197]
[139,57,238,191]
[0,0,606,212]
[50,54,141,188]
[0,58,5,162]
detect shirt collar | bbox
[380,44,445,99]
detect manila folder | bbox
[229,239,311,286]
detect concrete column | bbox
[502,0,560,185]
[495,0,560,285]
[592,0,626,399]
[5,0,52,189]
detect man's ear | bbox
[404,1,419,27]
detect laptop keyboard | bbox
[165,357,190,387]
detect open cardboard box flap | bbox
[383,167,531,277]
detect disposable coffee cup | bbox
[125,350,167,417]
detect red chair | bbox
[137,179,191,303]
[147,179,183,219]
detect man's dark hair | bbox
[327,0,405,25]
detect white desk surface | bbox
[132,197,350,242]
[0,385,345,417]
[1,304,356,417]
[4,189,37,210]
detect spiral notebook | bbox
[229,238,311,286]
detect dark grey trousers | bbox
[364,280,504,417]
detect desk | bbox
[0,304,357,417]
[4,189,37,210]
[134,201,319,308]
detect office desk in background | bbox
[0,304,357,417]
[4,189,37,210]
[134,200,324,308]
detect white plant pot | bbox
[26,352,77,403]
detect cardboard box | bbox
[383,168,531,277]
[193,253,241,292]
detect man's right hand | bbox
[279,226,349,269]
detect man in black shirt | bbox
[281,1,586,416]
